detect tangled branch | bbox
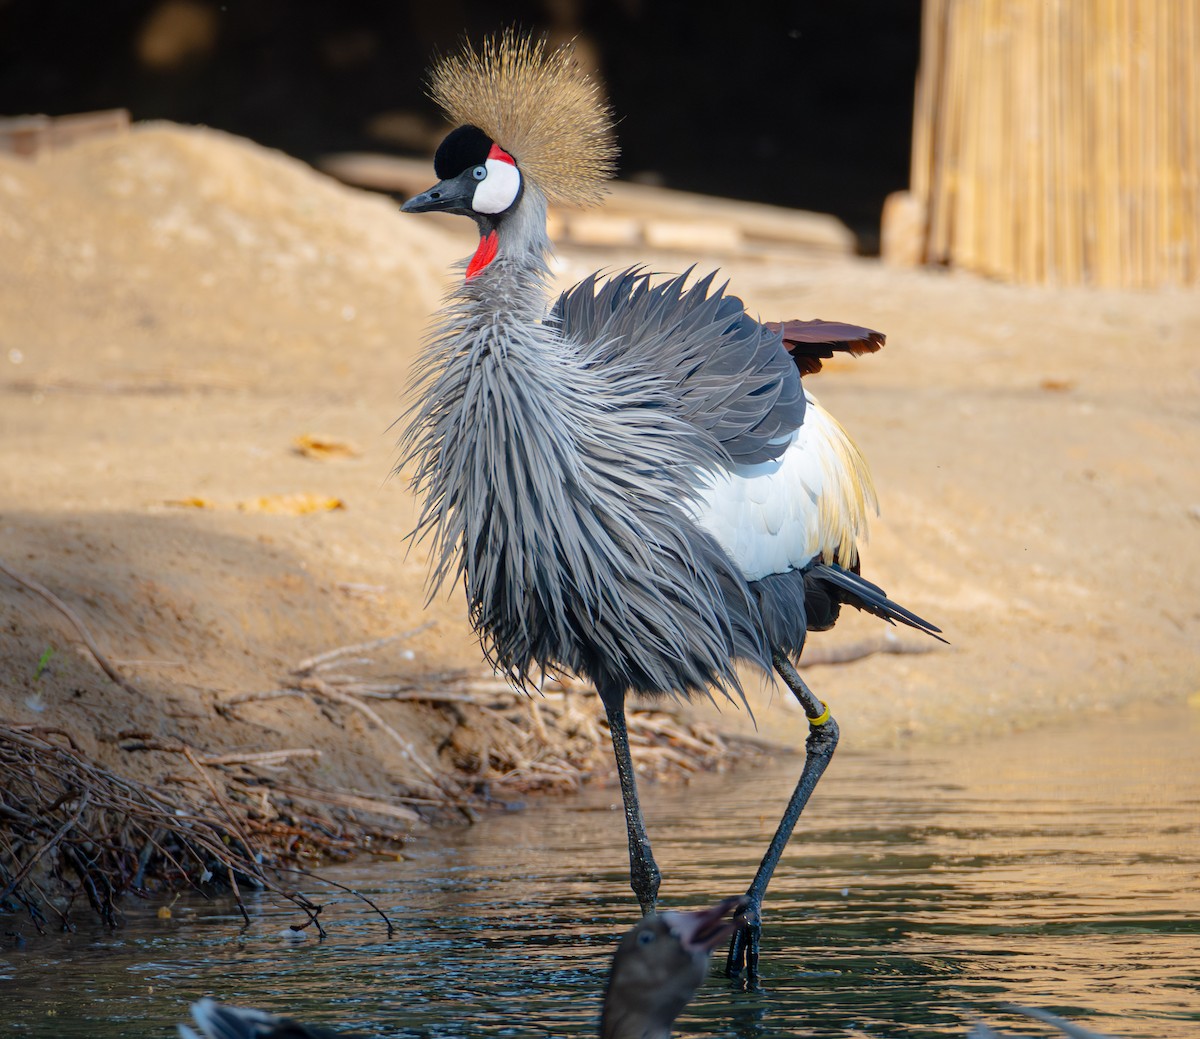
[0,725,395,935]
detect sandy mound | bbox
[0,122,454,391]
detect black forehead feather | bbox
[434,125,494,179]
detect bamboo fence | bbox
[903,0,1198,287]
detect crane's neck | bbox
[401,183,590,683]
[457,184,554,316]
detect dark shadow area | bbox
[0,508,349,697]
[0,0,920,250]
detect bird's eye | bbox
[637,930,655,945]
[471,158,520,214]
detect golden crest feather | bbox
[429,31,618,208]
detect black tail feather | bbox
[806,563,947,644]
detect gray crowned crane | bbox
[398,33,942,983]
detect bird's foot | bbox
[724,903,762,990]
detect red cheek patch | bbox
[487,143,516,165]
[466,229,499,280]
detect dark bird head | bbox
[601,896,748,1039]
[401,124,524,227]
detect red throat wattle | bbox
[466,230,499,280]
[464,144,513,280]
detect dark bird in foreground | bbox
[177,897,748,1039]
[397,32,942,982]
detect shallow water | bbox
[3,704,1197,1037]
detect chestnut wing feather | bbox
[765,319,885,376]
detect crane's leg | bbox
[726,647,839,987]
[601,690,661,915]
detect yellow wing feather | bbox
[807,392,878,568]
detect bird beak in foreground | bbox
[400,170,478,216]
[662,895,749,954]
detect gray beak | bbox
[401,170,476,216]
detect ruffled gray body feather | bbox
[400,214,813,701]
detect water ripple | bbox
[3,705,1197,1037]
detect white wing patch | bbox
[687,390,878,582]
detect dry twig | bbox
[0,725,387,933]
[293,625,434,675]
[0,557,141,696]
[296,677,459,798]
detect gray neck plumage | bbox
[400,185,585,682]
[459,183,554,316]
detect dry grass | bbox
[227,644,777,798]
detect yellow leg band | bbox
[808,701,831,727]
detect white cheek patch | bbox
[472,158,521,214]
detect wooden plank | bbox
[881,190,927,267]
[1184,0,1199,282]
[910,0,947,203]
[589,180,856,253]
[1014,0,1038,283]
[0,109,130,157]
[319,151,857,255]
[928,0,964,264]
